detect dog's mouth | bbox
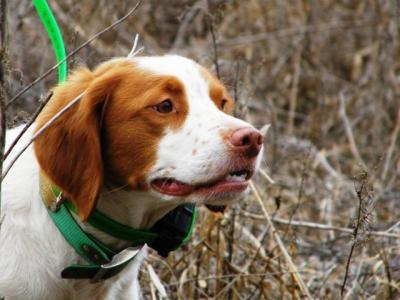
[150,169,253,197]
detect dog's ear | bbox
[34,67,119,220]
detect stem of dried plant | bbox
[339,92,368,171]
[340,173,369,299]
[3,91,52,161]
[249,181,312,299]
[381,107,400,183]
[2,91,84,180]
[287,41,303,135]
[240,211,400,239]
[206,1,220,80]
[0,0,7,223]
[375,243,394,300]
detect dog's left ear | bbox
[34,67,120,220]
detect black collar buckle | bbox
[150,204,196,257]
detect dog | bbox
[0,55,264,299]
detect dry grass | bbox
[4,0,400,299]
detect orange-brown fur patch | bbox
[199,66,234,114]
[34,59,188,220]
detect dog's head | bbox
[34,55,264,220]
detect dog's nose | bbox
[230,127,263,158]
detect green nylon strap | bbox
[60,192,160,244]
[48,182,196,254]
[32,0,67,83]
[48,202,112,264]
[181,206,197,246]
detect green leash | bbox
[32,0,67,83]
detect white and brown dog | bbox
[0,55,264,299]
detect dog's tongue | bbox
[151,179,193,196]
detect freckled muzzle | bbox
[150,126,264,198]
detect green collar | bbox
[42,183,197,282]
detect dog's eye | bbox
[220,99,228,110]
[153,99,174,114]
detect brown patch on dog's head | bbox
[34,59,189,220]
[199,66,234,114]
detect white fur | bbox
[136,55,263,204]
[0,55,262,299]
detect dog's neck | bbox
[81,188,180,250]
[41,172,181,248]
[96,187,181,230]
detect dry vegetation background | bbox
[3,0,400,299]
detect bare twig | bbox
[206,1,220,80]
[219,20,376,48]
[377,244,394,300]
[128,34,144,58]
[340,173,370,299]
[0,0,7,221]
[2,92,84,180]
[285,152,310,236]
[233,61,240,103]
[385,220,400,233]
[381,107,400,182]
[339,92,368,171]
[226,207,236,300]
[171,0,203,50]
[6,0,143,109]
[249,181,312,299]
[240,211,400,239]
[287,41,303,135]
[165,271,305,288]
[3,92,52,160]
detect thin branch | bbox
[287,42,303,135]
[165,271,305,288]
[284,152,310,238]
[249,181,313,299]
[2,92,84,180]
[340,175,368,299]
[0,0,7,223]
[240,210,400,238]
[271,216,399,239]
[171,0,203,50]
[226,207,236,300]
[3,92,52,160]
[233,60,240,103]
[206,2,220,79]
[377,245,394,300]
[128,34,144,58]
[339,92,368,171]
[259,168,275,184]
[6,0,143,109]
[381,107,400,182]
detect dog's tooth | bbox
[226,173,246,182]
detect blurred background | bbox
[4,0,400,299]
